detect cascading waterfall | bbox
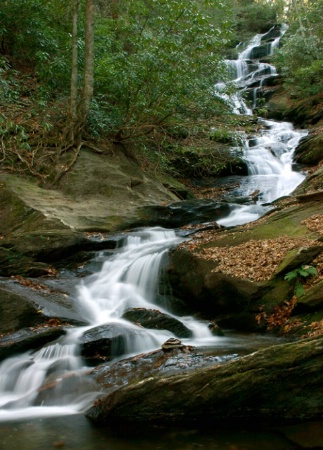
[0,228,215,421]
[0,25,308,422]
[215,24,307,227]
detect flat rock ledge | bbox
[86,336,323,424]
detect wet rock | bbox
[261,25,282,42]
[138,199,231,228]
[79,323,142,361]
[0,326,66,361]
[87,345,235,398]
[249,43,271,60]
[86,336,323,424]
[0,287,47,334]
[208,322,225,337]
[122,308,193,338]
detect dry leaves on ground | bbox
[179,214,323,282]
[301,214,323,236]
[201,236,319,281]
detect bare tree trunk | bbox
[53,0,95,185]
[70,0,80,127]
[77,0,95,136]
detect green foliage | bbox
[275,31,323,97]
[209,127,244,145]
[284,265,318,298]
[274,0,323,98]
[91,0,235,139]
[232,0,277,38]
[0,0,75,98]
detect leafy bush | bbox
[233,0,277,39]
[274,0,323,99]
[92,0,235,140]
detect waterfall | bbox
[0,228,215,421]
[0,25,308,422]
[215,25,307,227]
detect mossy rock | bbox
[86,335,323,423]
[274,245,323,277]
[296,280,323,312]
[294,132,323,166]
[283,92,323,127]
[0,287,47,334]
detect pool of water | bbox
[2,414,323,450]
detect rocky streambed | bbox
[0,68,323,431]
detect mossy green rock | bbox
[294,132,323,166]
[0,287,46,334]
[0,148,179,273]
[86,335,323,423]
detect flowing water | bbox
[215,24,307,227]
[0,25,314,449]
[217,118,307,227]
[0,228,223,423]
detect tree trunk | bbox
[70,0,80,127]
[77,0,95,137]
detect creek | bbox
[0,25,316,450]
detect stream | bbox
[0,25,318,450]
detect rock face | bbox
[0,147,181,277]
[0,148,178,235]
[86,335,323,423]
[138,199,231,228]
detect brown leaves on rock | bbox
[200,237,318,282]
[306,320,323,338]
[256,296,298,332]
[301,214,323,236]
[12,275,52,291]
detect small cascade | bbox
[0,333,99,421]
[217,24,288,113]
[0,228,217,421]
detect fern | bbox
[284,265,318,298]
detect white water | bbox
[0,228,216,421]
[215,25,307,227]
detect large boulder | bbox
[88,345,235,396]
[85,335,323,423]
[0,147,180,275]
[0,149,178,236]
